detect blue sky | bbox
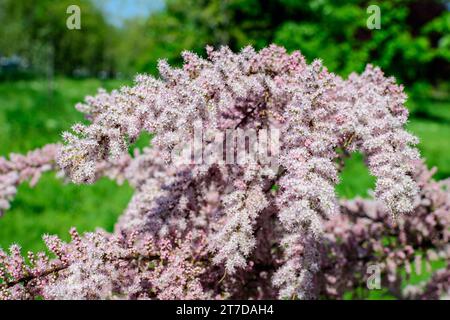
[96,0,165,26]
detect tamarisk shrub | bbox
[0,45,448,299]
[0,144,59,217]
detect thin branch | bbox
[4,253,160,289]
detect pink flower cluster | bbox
[0,144,59,216]
[317,160,450,299]
[1,45,448,299]
[1,228,208,300]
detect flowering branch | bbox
[3,45,448,300]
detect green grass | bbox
[336,153,376,199]
[408,119,450,180]
[0,78,131,155]
[0,174,134,253]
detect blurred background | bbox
[0,0,449,298]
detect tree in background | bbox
[127,0,449,88]
[0,0,448,87]
[0,0,116,78]
[274,0,449,86]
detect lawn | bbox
[0,78,449,257]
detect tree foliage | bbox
[0,0,115,77]
[128,0,449,86]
